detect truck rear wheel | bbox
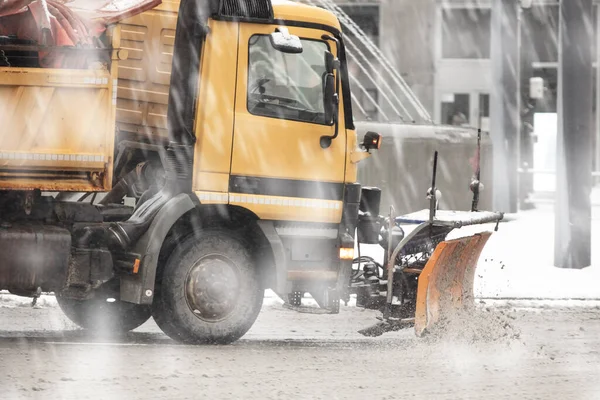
[56,293,152,332]
[152,230,264,344]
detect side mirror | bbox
[323,73,336,125]
[270,27,303,54]
[320,49,341,149]
[361,131,382,152]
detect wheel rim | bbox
[185,255,241,322]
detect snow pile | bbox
[0,292,57,308]
[423,306,521,346]
[475,204,600,299]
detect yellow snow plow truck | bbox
[0,0,503,342]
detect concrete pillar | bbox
[490,0,520,213]
[519,7,536,210]
[596,6,600,184]
[555,0,594,269]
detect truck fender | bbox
[256,221,289,295]
[120,193,198,305]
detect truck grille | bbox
[220,0,273,19]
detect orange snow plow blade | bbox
[415,231,492,337]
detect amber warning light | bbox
[339,247,355,260]
[362,131,382,152]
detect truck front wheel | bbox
[56,292,152,332]
[152,230,264,344]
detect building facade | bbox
[336,0,600,199]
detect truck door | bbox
[230,24,346,223]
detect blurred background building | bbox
[322,0,599,206]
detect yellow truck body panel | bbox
[115,0,179,143]
[115,0,350,223]
[0,29,121,192]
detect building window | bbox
[522,5,559,64]
[338,5,380,46]
[479,93,490,132]
[442,8,491,59]
[441,93,470,126]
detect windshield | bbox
[247,35,329,125]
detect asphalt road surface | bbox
[1,297,599,400]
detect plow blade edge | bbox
[414,232,492,336]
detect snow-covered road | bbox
[0,298,599,399]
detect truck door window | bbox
[247,35,330,125]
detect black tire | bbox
[152,229,264,344]
[56,292,152,333]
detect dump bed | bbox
[0,33,121,192]
[0,0,160,192]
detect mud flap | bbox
[415,231,492,337]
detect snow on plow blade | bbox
[415,231,492,337]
